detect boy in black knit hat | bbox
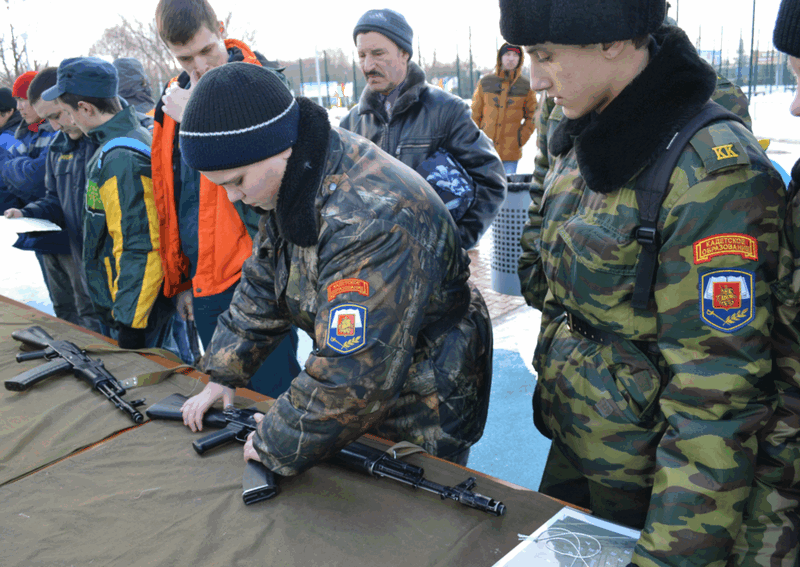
[728,3,800,565]
[501,1,786,566]
[178,62,493,472]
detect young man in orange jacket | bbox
[152,0,299,395]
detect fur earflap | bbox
[275,97,331,246]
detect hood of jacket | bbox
[494,44,525,81]
[548,24,717,194]
[114,58,156,114]
[1,110,23,135]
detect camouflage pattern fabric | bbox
[201,123,492,476]
[729,160,800,567]
[471,48,537,162]
[516,26,785,567]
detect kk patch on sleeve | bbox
[326,304,368,354]
[699,269,755,332]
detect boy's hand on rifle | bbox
[181,381,235,432]
[243,413,264,462]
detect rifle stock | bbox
[11,326,55,350]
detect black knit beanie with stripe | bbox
[499,0,665,47]
[180,62,300,172]
[774,0,800,58]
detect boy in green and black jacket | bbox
[42,57,174,349]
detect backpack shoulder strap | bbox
[97,136,152,169]
[631,101,744,310]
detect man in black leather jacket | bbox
[339,8,506,250]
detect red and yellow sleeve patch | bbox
[693,234,758,265]
[327,278,370,302]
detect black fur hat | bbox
[774,0,800,58]
[499,0,666,46]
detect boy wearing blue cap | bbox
[43,57,174,349]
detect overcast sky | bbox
[6,0,787,72]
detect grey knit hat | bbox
[774,0,800,58]
[353,9,413,56]
[499,0,666,46]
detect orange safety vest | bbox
[151,39,261,298]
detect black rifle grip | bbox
[5,358,72,391]
[192,425,239,454]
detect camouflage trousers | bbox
[729,388,800,567]
[538,442,652,530]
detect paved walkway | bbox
[468,229,529,326]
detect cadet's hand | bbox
[4,208,22,218]
[175,289,194,321]
[161,70,199,123]
[243,414,265,463]
[180,381,235,432]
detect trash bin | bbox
[490,174,533,296]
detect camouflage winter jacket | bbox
[339,62,506,250]
[518,27,784,567]
[773,159,800,392]
[471,49,537,162]
[202,98,493,475]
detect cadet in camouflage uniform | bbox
[729,3,800,565]
[501,0,785,566]
[177,63,492,472]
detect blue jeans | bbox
[503,161,518,175]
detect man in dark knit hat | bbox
[339,8,505,250]
[177,62,493,472]
[501,1,785,566]
[728,3,800,565]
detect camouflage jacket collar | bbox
[275,96,332,247]
[549,24,716,194]
[357,61,428,121]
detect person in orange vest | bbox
[152,0,299,396]
[471,43,537,175]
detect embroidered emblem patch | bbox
[712,144,739,160]
[700,269,755,333]
[693,234,758,264]
[327,278,370,302]
[85,180,104,213]
[326,304,367,354]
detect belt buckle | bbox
[567,312,575,333]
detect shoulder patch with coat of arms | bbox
[327,304,368,354]
[699,269,755,332]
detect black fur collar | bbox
[275,97,331,246]
[549,25,716,194]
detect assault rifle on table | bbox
[146,393,507,515]
[5,326,145,423]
